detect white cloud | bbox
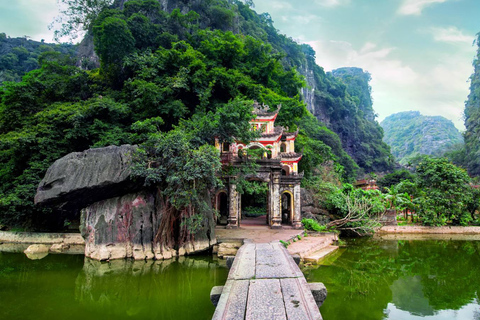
[398,0,448,16]
[270,1,293,10]
[305,39,472,130]
[307,40,417,85]
[314,0,350,8]
[429,26,474,44]
[0,0,59,42]
[287,14,322,25]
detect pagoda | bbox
[214,102,303,229]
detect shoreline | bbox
[378,226,480,234]
[0,231,85,245]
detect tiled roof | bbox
[260,126,284,139]
[280,152,302,160]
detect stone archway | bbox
[281,191,294,225]
[216,191,228,225]
[240,178,269,226]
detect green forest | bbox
[381,111,463,165]
[0,0,479,232]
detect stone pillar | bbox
[227,182,239,229]
[271,172,282,229]
[292,184,302,229]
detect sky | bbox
[252,0,480,130]
[0,0,479,130]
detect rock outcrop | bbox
[36,145,216,260]
[35,145,141,211]
[301,188,330,225]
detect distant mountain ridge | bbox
[380,111,463,164]
[0,33,76,83]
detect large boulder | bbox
[35,145,142,211]
[80,191,170,260]
[36,144,216,260]
[80,190,216,261]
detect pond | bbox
[303,238,480,320]
[0,249,228,320]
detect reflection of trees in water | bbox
[305,239,480,320]
[75,257,228,319]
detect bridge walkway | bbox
[212,242,322,320]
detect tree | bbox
[50,0,115,41]
[131,124,222,249]
[325,184,387,235]
[93,14,135,83]
[377,169,415,189]
[416,157,473,226]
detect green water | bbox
[304,238,480,320]
[0,252,228,320]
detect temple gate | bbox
[214,103,303,229]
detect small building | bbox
[214,103,303,229]
[355,179,379,191]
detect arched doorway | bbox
[216,191,228,225]
[281,191,293,225]
[240,179,268,226]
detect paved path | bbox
[216,225,302,244]
[212,243,322,320]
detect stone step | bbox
[287,234,336,258]
[303,245,340,264]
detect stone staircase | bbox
[287,233,339,264]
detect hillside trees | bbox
[381,111,463,165]
[464,33,480,176]
[331,67,394,173]
[0,1,319,229]
[0,34,77,83]
[415,157,474,226]
[50,0,115,41]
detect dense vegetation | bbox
[330,67,393,173]
[0,0,333,230]
[0,33,76,83]
[0,0,398,230]
[308,156,480,232]
[381,111,463,165]
[464,33,480,176]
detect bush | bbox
[302,218,329,232]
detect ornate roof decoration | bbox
[252,101,281,117]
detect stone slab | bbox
[212,280,249,320]
[246,279,286,320]
[210,286,224,307]
[309,282,327,308]
[255,243,302,279]
[228,244,256,280]
[213,243,324,320]
[281,278,323,320]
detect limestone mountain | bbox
[381,111,463,165]
[0,0,394,229]
[0,33,76,83]
[72,0,394,176]
[464,33,480,176]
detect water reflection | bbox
[0,250,228,320]
[303,239,480,320]
[75,257,228,319]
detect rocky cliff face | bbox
[298,62,393,173]
[36,145,216,260]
